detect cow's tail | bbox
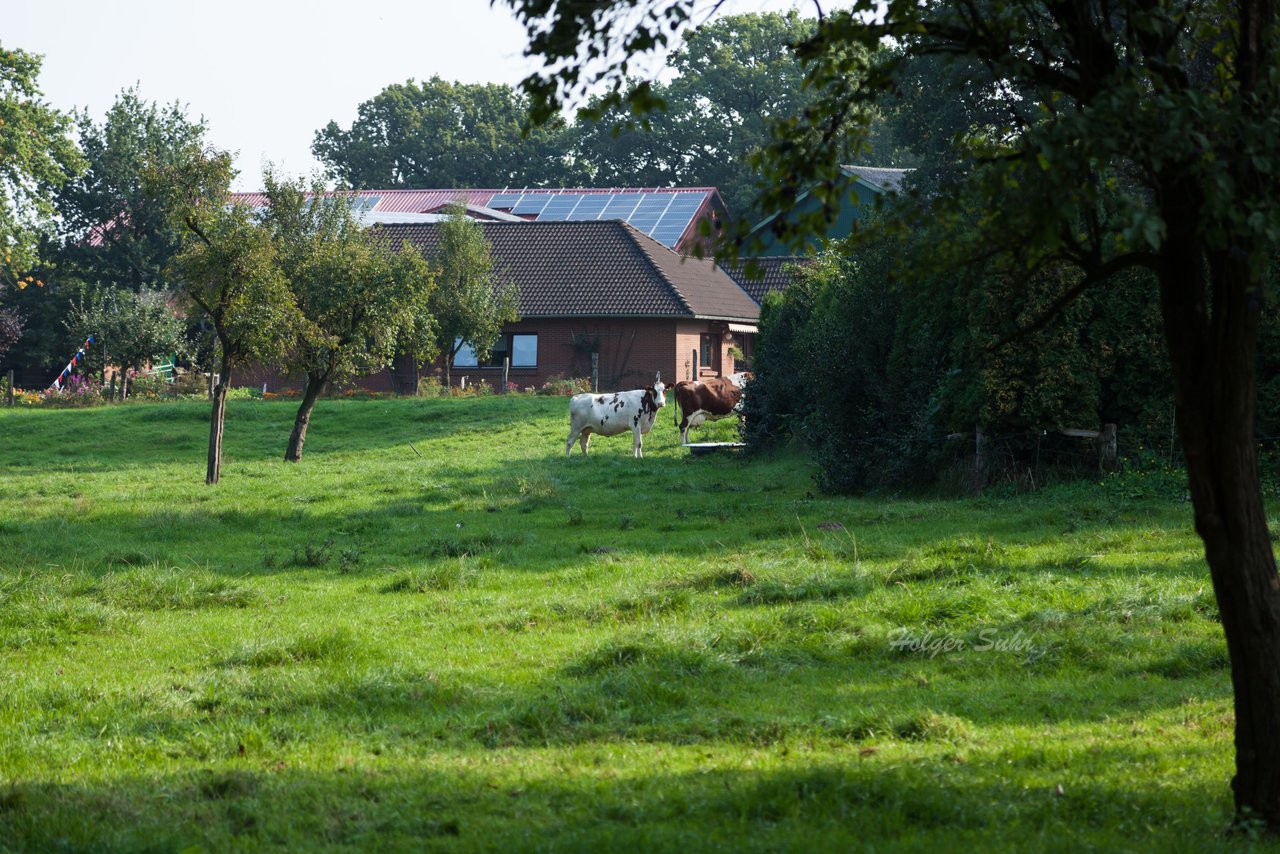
[673,394,681,428]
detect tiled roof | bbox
[722,256,812,304]
[377,220,759,322]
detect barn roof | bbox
[377,220,759,322]
[841,165,911,194]
[722,256,812,304]
[229,186,724,253]
[746,164,912,244]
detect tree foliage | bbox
[429,207,519,386]
[503,0,1280,827]
[147,145,298,484]
[313,77,581,189]
[0,304,20,359]
[64,286,186,393]
[259,171,437,461]
[0,44,83,368]
[0,44,84,281]
[55,87,206,292]
[748,235,1176,492]
[570,12,875,217]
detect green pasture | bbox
[0,395,1267,851]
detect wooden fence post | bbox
[6,369,12,406]
[109,372,117,401]
[692,348,699,381]
[1101,423,1118,471]
[974,424,987,493]
[591,352,599,393]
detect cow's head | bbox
[646,372,667,410]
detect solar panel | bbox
[633,195,672,214]
[652,226,688,245]
[472,189,707,247]
[602,194,643,219]
[512,194,555,215]
[488,193,522,209]
[538,196,580,221]
[570,195,610,218]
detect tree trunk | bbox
[409,356,420,396]
[206,351,232,485]
[1157,212,1280,828]
[285,373,326,463]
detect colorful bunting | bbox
[50,336,94,391]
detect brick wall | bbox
[234,316,737,394]
[674,320,738,382]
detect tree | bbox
[259,172,437,462]
[0,44,84,369]
[570,12,881,217]
[64,286,186,398]
[146,146,298,484]
[502,0,1280,829]
[313,77,582,189]
[55,87,206,292]
[0,44,84,282]
[429,207,519,387]
[0,298,21,360]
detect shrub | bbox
[40,375,105,408]
[128,373,170,399]
[536,375,591,396]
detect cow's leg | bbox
[633,427,643,458]
[679,415,689,445]
[580,430,592,456]
[566,425,580,457]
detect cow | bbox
[566,374,667,458]
[671,372,754,444]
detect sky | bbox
[9,0,812,191]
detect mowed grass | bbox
[0,395,1268,851]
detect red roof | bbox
[228,186,724,252]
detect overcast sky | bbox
[9,0,811,191]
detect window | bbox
[700,333,719,372]
[452,338,478,367]
[482,335,509,368]
[511,334,538,367]
[452,334,538,368]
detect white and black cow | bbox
[566,374,667,458]
[671,372,753,444]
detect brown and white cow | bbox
[566,374,667,458]
[671,372,753,444]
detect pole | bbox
[502,357,510,394]
[974,424,986,493]
[1101,423,1118,472]
[692,348,699,380]
[591,352,599,393]
[5,369,12,406]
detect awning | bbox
[727,322,758,334]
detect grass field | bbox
[0,394,1270,851]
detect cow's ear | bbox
[655,371,661,384]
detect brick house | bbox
[376,220,760,392]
